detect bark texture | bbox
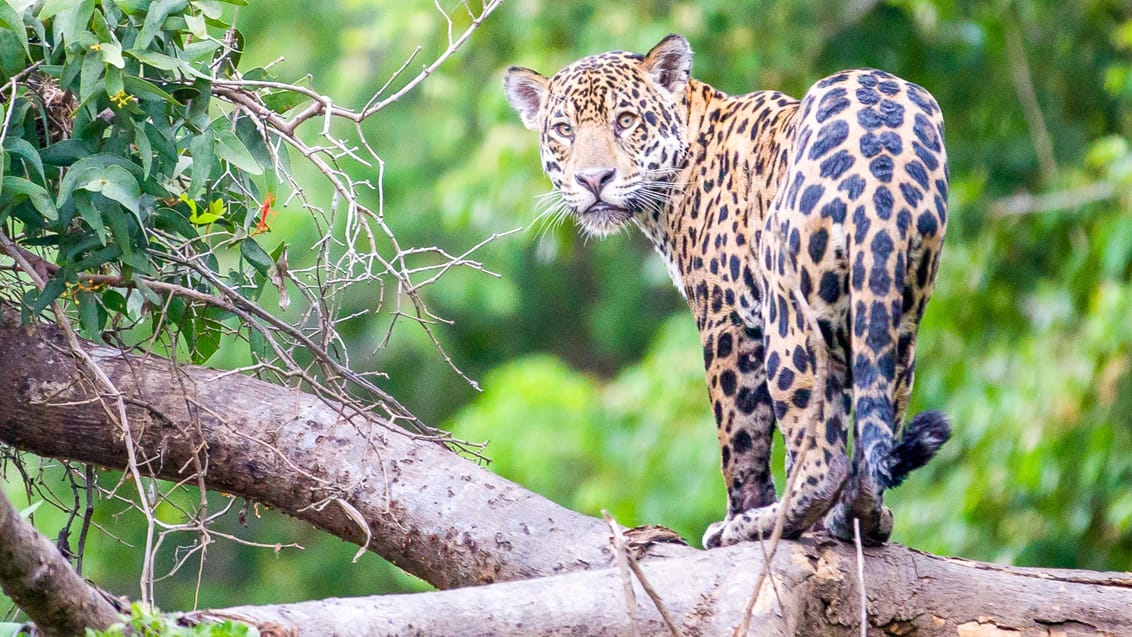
[0,318,667,590]
[2,318,1131,636]
[0,488,121,636]
[194,537,1132,636]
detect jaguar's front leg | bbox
[699,317,777,548]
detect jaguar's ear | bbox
[643,34,692,95]
[504,67,550,131]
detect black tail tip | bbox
[884,411,951,489]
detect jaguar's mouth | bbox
[577,202,631,236]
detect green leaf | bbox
[37,0,81,20]
[56,155,141,201]
[73,189,109,245]
[19,500,44,518]
[40,139,98,166]
[100,41,124,68]
[77,288,104,340]
[241,236,273,276]
[247,325,267,359]
[0,28,29,78]
[31,276,67,315]
[2,176,58,220]
[241,67,275,82]
[104,201,148,272]
[188,197,222,225]
[101,288,127,315]
[69,243,121,272]
[182,39,220,63]
[130,119,152,180]
[134,0,188,51]
[154,206,198,239]
[104,63,123,99]
[262,89,306,115]
[126,49,187,72]
[188,129,213,198]
[76,165,140,214]
[0,1,24,31]
[123,75,179,105]
[89,4,112,39]
[0,2,30,60]
[0,623,23,637]
[143,121,178,170]
[191,0,222,19]
[214,128,263,175]
[51,0,94,47]
[189,316,221,363]
[4,137,47,184]
[184,12,207,38]
[235,116,278,180]
[79,48,104,102]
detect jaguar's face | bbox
[505,36,693,237]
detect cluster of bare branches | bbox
[0,0,505,610]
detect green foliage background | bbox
[4,0,1132,614]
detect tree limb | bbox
[2,315,1132,636]
[0,488,121,636]
[0,313,690,591]
[189,537,1132,636]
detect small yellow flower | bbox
[90,43,101,51]
[109,89,134,108]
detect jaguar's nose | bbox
[574,168,616,198]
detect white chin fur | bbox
[576,205,631,237]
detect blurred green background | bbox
[4,0,1132,614]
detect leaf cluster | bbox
[1,0,287,361]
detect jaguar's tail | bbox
[879,410,951,489]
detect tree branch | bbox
[188,538,1132,636]
[2,311,1132,635]
[0,312,690,590]
[0,488,121,636]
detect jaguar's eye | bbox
[615,112,638,131]
[553,122,574,137]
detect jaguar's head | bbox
[504,35,692,237]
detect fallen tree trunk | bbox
[2,317,1131,636]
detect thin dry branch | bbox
[990,181,1118,216]
[1003,11,1058,185]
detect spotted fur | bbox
[505,35,951,547]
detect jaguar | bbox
[504,34,951,547]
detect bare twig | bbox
[734,287,829,637]
[990,181,1118,216]
[855,517,867,637]
[602,512,686,637]
[1003,9,1058,185]
[604,511,641,637]
[625,550,685,636]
